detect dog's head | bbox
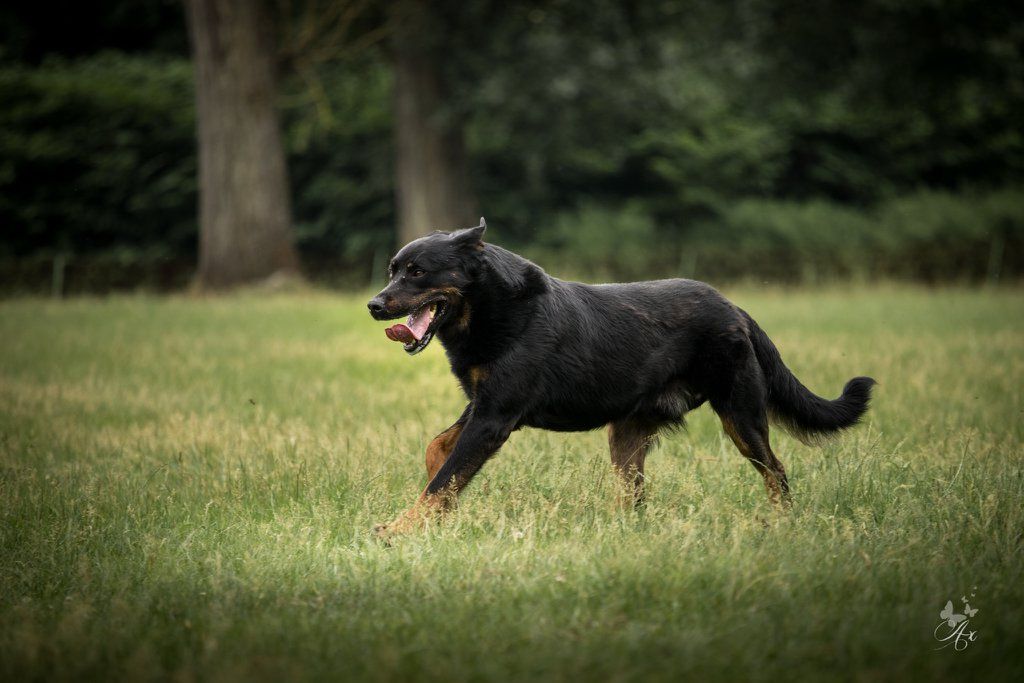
[367,218,487,355]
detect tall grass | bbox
[1,287,1022,681]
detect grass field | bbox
[1,286,1022,681]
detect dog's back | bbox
[505,277,741,429]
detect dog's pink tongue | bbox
[385,306,432,344]
[385,324,414,343]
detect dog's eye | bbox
[408,266,426,278]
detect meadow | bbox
[1,286,1022,681]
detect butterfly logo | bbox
[940,600,965,627]
[935,592,980,651]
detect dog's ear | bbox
[483,245,546,296]
[450,218,486,250]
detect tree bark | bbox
[185,0,300,289]
[391,0,477,246]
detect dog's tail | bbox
[742,311,875,444]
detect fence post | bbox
[51,253,66,299]
[986,232,1004,286]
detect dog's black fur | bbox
[368,219,875,525]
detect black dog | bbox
[368,219,874,536]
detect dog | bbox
[367,218,875,537]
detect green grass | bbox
[1,286,1022,681]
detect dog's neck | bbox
[437,245,548,366]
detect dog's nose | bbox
[367,297,385,316]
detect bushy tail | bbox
[743,312,876,444]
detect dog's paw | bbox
[372,494,453,543]
[372,522,395,545]
[372,509,424,543]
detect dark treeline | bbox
[2,0,1023,291]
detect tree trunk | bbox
[391,0,477,246]
[185,0,300,289]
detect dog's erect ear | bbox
[450,218,487,249]
[483,245,546,296]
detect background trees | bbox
[185,0,299,289]
[1,0,1022,291]
[391,0,478,245]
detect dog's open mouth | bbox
[384,300,447,354]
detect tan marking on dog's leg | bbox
[375,423,465,542]
[608,420,657,509]
[373,485,457,541]
[721,417,789,505]
[425,423,463,481]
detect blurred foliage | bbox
[687,189,1024,283]
[282,58,394,280]
[0,54,196,261]
[526,202,663,282]
[524,189,1024,284]
[1,0,1023,290]
[0,52,394,290]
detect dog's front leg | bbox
[374,408,517,540]
[425,403,472,481]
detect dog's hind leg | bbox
[720,414,789,504]
[608,419,658,508]
[710,356,790,505]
